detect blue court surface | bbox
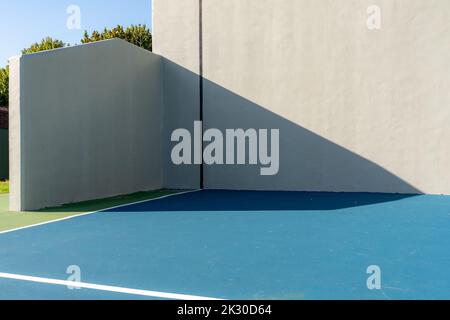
[1,190,450,300]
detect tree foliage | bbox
[81,25,152,51]
[0,66,8,107]
[22,37,66,55]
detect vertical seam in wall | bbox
[159,56,166,188]
[199,0,204,189]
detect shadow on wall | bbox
[162,58,422,196]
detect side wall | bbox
[9,57,21,206]
[9,39,164,211]
[154,0,450,195]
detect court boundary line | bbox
[0,272,223,300]
[0,190,202,235]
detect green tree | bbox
[22,37,66,55]
[0,66,9,107]
[82,30,102,43]
[81,25,152,51]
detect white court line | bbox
[0,272,223,300]
[0,190,202,235]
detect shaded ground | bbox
[0,190,182,232]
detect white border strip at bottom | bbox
[0,272,223,300]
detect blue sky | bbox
[0,0,152,66]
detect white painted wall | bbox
[154,0,450,195]
[153,0,201,190]
[9,39,164,211]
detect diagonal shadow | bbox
[106,189,416,212]
[162,57,422,204]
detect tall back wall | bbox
[154,0,450,195]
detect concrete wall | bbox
[154,0,450,195]
[9,39,164,211]
[153,0,201,190]
[9,57,21,206]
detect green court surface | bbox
[0,189,181,233]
